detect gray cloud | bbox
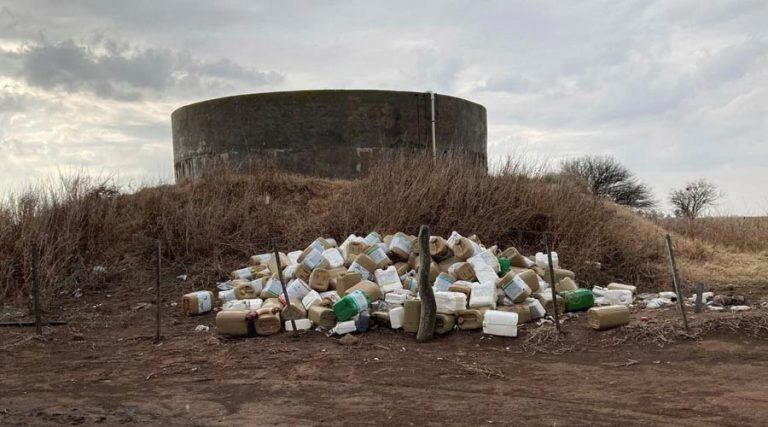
[12,37,283,100]
[0,0,766,213]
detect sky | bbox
[0,1,766,214]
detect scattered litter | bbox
[646,298,673,309]
[712,294,746,307]
[92,266,107,274]
[194,325,209,332]
[730,305,751,312]
[175,230,665,341]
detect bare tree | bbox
[669,179,721,219]
[560,155,655,209]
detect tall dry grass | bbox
[657,216,768,253]
[0,154,672,307]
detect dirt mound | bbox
[0,155,758,306]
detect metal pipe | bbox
[429,91,436,158]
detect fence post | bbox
[543,234,561,334]
[155,240,162,342]
[32,247,42,336]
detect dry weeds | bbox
[0,154,760,307]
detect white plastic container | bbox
[322,248,345,269]
[332,320,357,335]
[603,289,633,306]
[285,318,313,331]
[535,251,559,269]
[287,250,303,265]
[537,277,550,292]
[433,273,456,292]
[364,231,382,245]
[282,264,298,282]
[283,278,311,302]
[319,290,341,304]
[223,298,263,311]
[469,282,496,308]
[248,278,264,294]
[374,266,402,294]
[385,292,407,305]
[302,290,323,310]
[482,310,519,337]
[527,298,546,319]
[389,306,405,329]
[218,289,236,303]
[468,249,500,273]
[302,248,325,269]
[659,291,677,300]
[262,276,283,298]
[435,291,468,315]
[232,266,255,280]
[469,259,498,285]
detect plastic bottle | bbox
[482,310,518,337]
[389,306,405,329]
[354,311,370,332]
[403,300,421,333]
[560,288,595,312]
[332,290,371,321]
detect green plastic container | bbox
[333,290,371,321]
[559,289,594,312]
[498,257,511,275]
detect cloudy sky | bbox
[1,1,766,213]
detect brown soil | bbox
[2,277,767,426]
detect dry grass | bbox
[598,312,768,348]
[658,216,768,253]
[1,154,755,307]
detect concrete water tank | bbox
[172,89,487,179]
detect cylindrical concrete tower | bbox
[172,89,487,179]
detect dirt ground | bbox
[2,280,768,426]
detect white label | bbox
[234,267,253,280]
[446,231,462,247]
[375,267,402,293]
[264,278,283,297]
[390,234,411,254]
[348,262,371,280]
[366,245,389,264]
[302,249,324,269]
[249,278,264,294]
[350,290,369,312]
[319,290,341,304]
[364,232,381,245]
[287,278,311,300]
[322,248,345,268]
[310,239,326,253]
[503,275,529,300]
[195,291,212,312]
[469,250,499,273]
[469,283,495,308]
[302,290,322,310]
[433,274,455,292]
[218,289,236,303]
